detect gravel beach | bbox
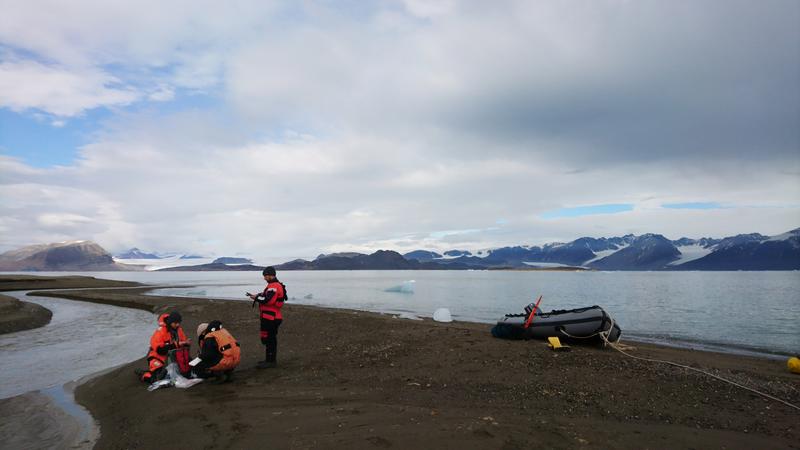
[1,276,797,449]
[41,286,800,449]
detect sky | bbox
[1,0,798,260]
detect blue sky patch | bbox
[0,88,223,168]
[540,203,634,219]
[0,108,110,167]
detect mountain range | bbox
[0,227,797,271]
[401,228,800,271]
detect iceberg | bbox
[395,312,423,321]
[385,280,416,294]
[433,308,452,323]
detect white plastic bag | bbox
[147,362,203,391]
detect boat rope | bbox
[559,318,800,412]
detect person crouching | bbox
[193,320,241,383]
[138,311,190,383]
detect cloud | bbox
[221,1,799,168]
[2,108,797,257]
[662,202,725,210]
[402,0,456,18]
[0,59,139,117]
[0,1,798,256]
[541,204,634,219]
[0,1,282,121]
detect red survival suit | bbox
[140,313,188,382]
[257,280,286,326]
[256,279,286,365]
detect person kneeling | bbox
[193,320,241,383]
[138,311,190,383]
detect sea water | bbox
[11,270,800,358]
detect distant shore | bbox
[6,275,793,449]
[0,275,141,335]
[0,274,141,292]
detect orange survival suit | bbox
[140,312,188,382]
[200,326,241,372]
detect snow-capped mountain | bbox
[404,228,800,270]
[115,247,161,259]
[677,229,799,270]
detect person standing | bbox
[247,266,287,369]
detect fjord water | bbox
[51,270,800,358]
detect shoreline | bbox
[1,276,798,448]
[48,286,800,448]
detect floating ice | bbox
[304,293,313,299]
[395,312,423,321]
[385,280,416,294]
[433,308,452,322]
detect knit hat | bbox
[196,322,209,337]
[262,266,276,276]
[207,320,223,332]
[164,311,182,325]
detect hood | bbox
[157,313,169,327]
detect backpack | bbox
[171,347,192,377]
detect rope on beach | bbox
[561,318,800,412]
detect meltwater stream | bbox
[0,290,154,449]
[0,291,154,399]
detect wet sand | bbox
[0,274,141,292]
[30,284,799,449]
[0,391,88,450]
[0,294,52,334]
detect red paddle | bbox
[523,295,543,329]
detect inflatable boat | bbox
[491,305,622,343]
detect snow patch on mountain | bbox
[522,262,579,268]
[765,228,800,242]
[668,244,715,266]
[584,245,628,264]
[113,255,217,271]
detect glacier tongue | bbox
[668,244,714,266]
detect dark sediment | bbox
[0,391,89,449]
[46,287,799,449]
[0,275,140,292]
[0,294,52,334]
[2,276,797,449]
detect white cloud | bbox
[36,213,93,229]
[402,0,456,18]
[0,1,797,256]
[0,59,138,117]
